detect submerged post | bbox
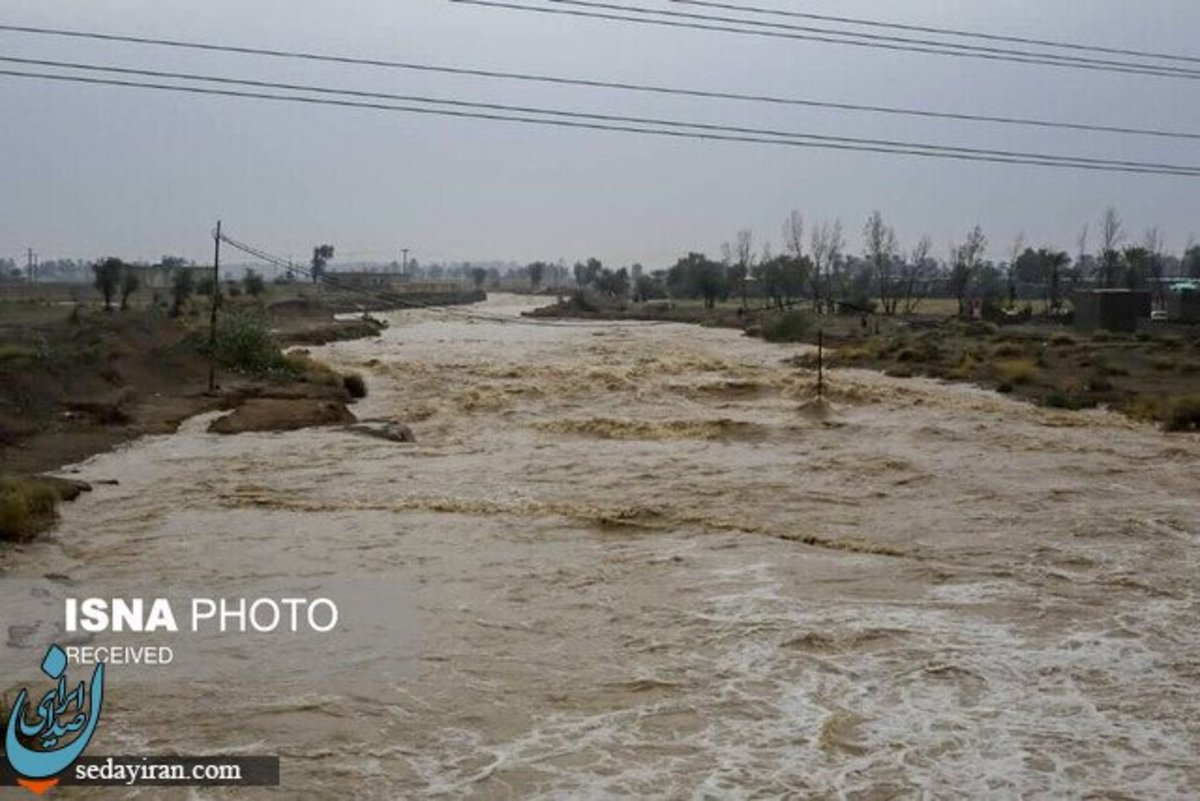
[207,220,222,393]
[817,328,824,400]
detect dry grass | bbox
[0,477,62,542]
[1164,396,1200,432]
[993,358,1039,385]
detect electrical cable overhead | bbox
[0,49,1193,142]
[447,0,1200,80]
[669,0,1200,66]
[3,68,1198,177]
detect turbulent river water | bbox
[4,294,1199,799]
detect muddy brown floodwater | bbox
[3,294,1198,799]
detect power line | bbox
[219,230,654,328]
[448,0,1200,80]
[4,67,1198,177]
[10,57,1200,173]
[535,0,1200,77]
[669,0,1200,66]
[0,47,1192,143]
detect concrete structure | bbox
[1073,289,1152,333]
[1165,287,1200,323]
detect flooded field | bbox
[4,294,1198,798]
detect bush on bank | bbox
[0,477,62,542]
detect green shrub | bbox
[0,478,61,542]
[1164,396,1200,432]
[212,313,291,375]
[342,372,367,399]
[762,310,811,343]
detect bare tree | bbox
[781,211,809,307]
[784,211,804,258]
[1100,207,1124,287]
[1144,227,1166,307]
[735,229,754,311]
[1007,232,1025,308]
[826,220,845,313]
[863,211,900,315]
[1075,223,1089,290]
[901,234,933,315]
[949,225,988,317]
[810,222,830,312]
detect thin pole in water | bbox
[817,328,824,400]
[207,220,221,393]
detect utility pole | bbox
[207,220,222,394]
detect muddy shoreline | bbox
[0,293,478,540]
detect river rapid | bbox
[3,294,1198,799]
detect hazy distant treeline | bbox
[523,208,1200,316]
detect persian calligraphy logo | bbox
[3,645,105,795]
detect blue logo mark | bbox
[4,645,105,780]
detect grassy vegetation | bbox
[0,477,63,542]
[813,320,1200,428]
[208,312,295,375]
[761,310,811,343]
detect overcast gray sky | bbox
[2,0,1198,268]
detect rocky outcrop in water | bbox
[208,399,356,434]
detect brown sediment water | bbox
[3,294,1198,798]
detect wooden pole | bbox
[817,328,824,400]
[207,220,221,393]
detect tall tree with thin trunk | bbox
[1007,232,1025,308]
[1100,208,1124,288]
[1144,228,1166,307]
[826,220,845,312]
[1075,224,1089,289]
[810,222,831,312]
[734,229,754,311]
[949,225,988,317]
[863,211,900,315]
[901,234,933,315]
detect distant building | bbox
[1073,289,1152,333]
[1165,286,1200,323]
